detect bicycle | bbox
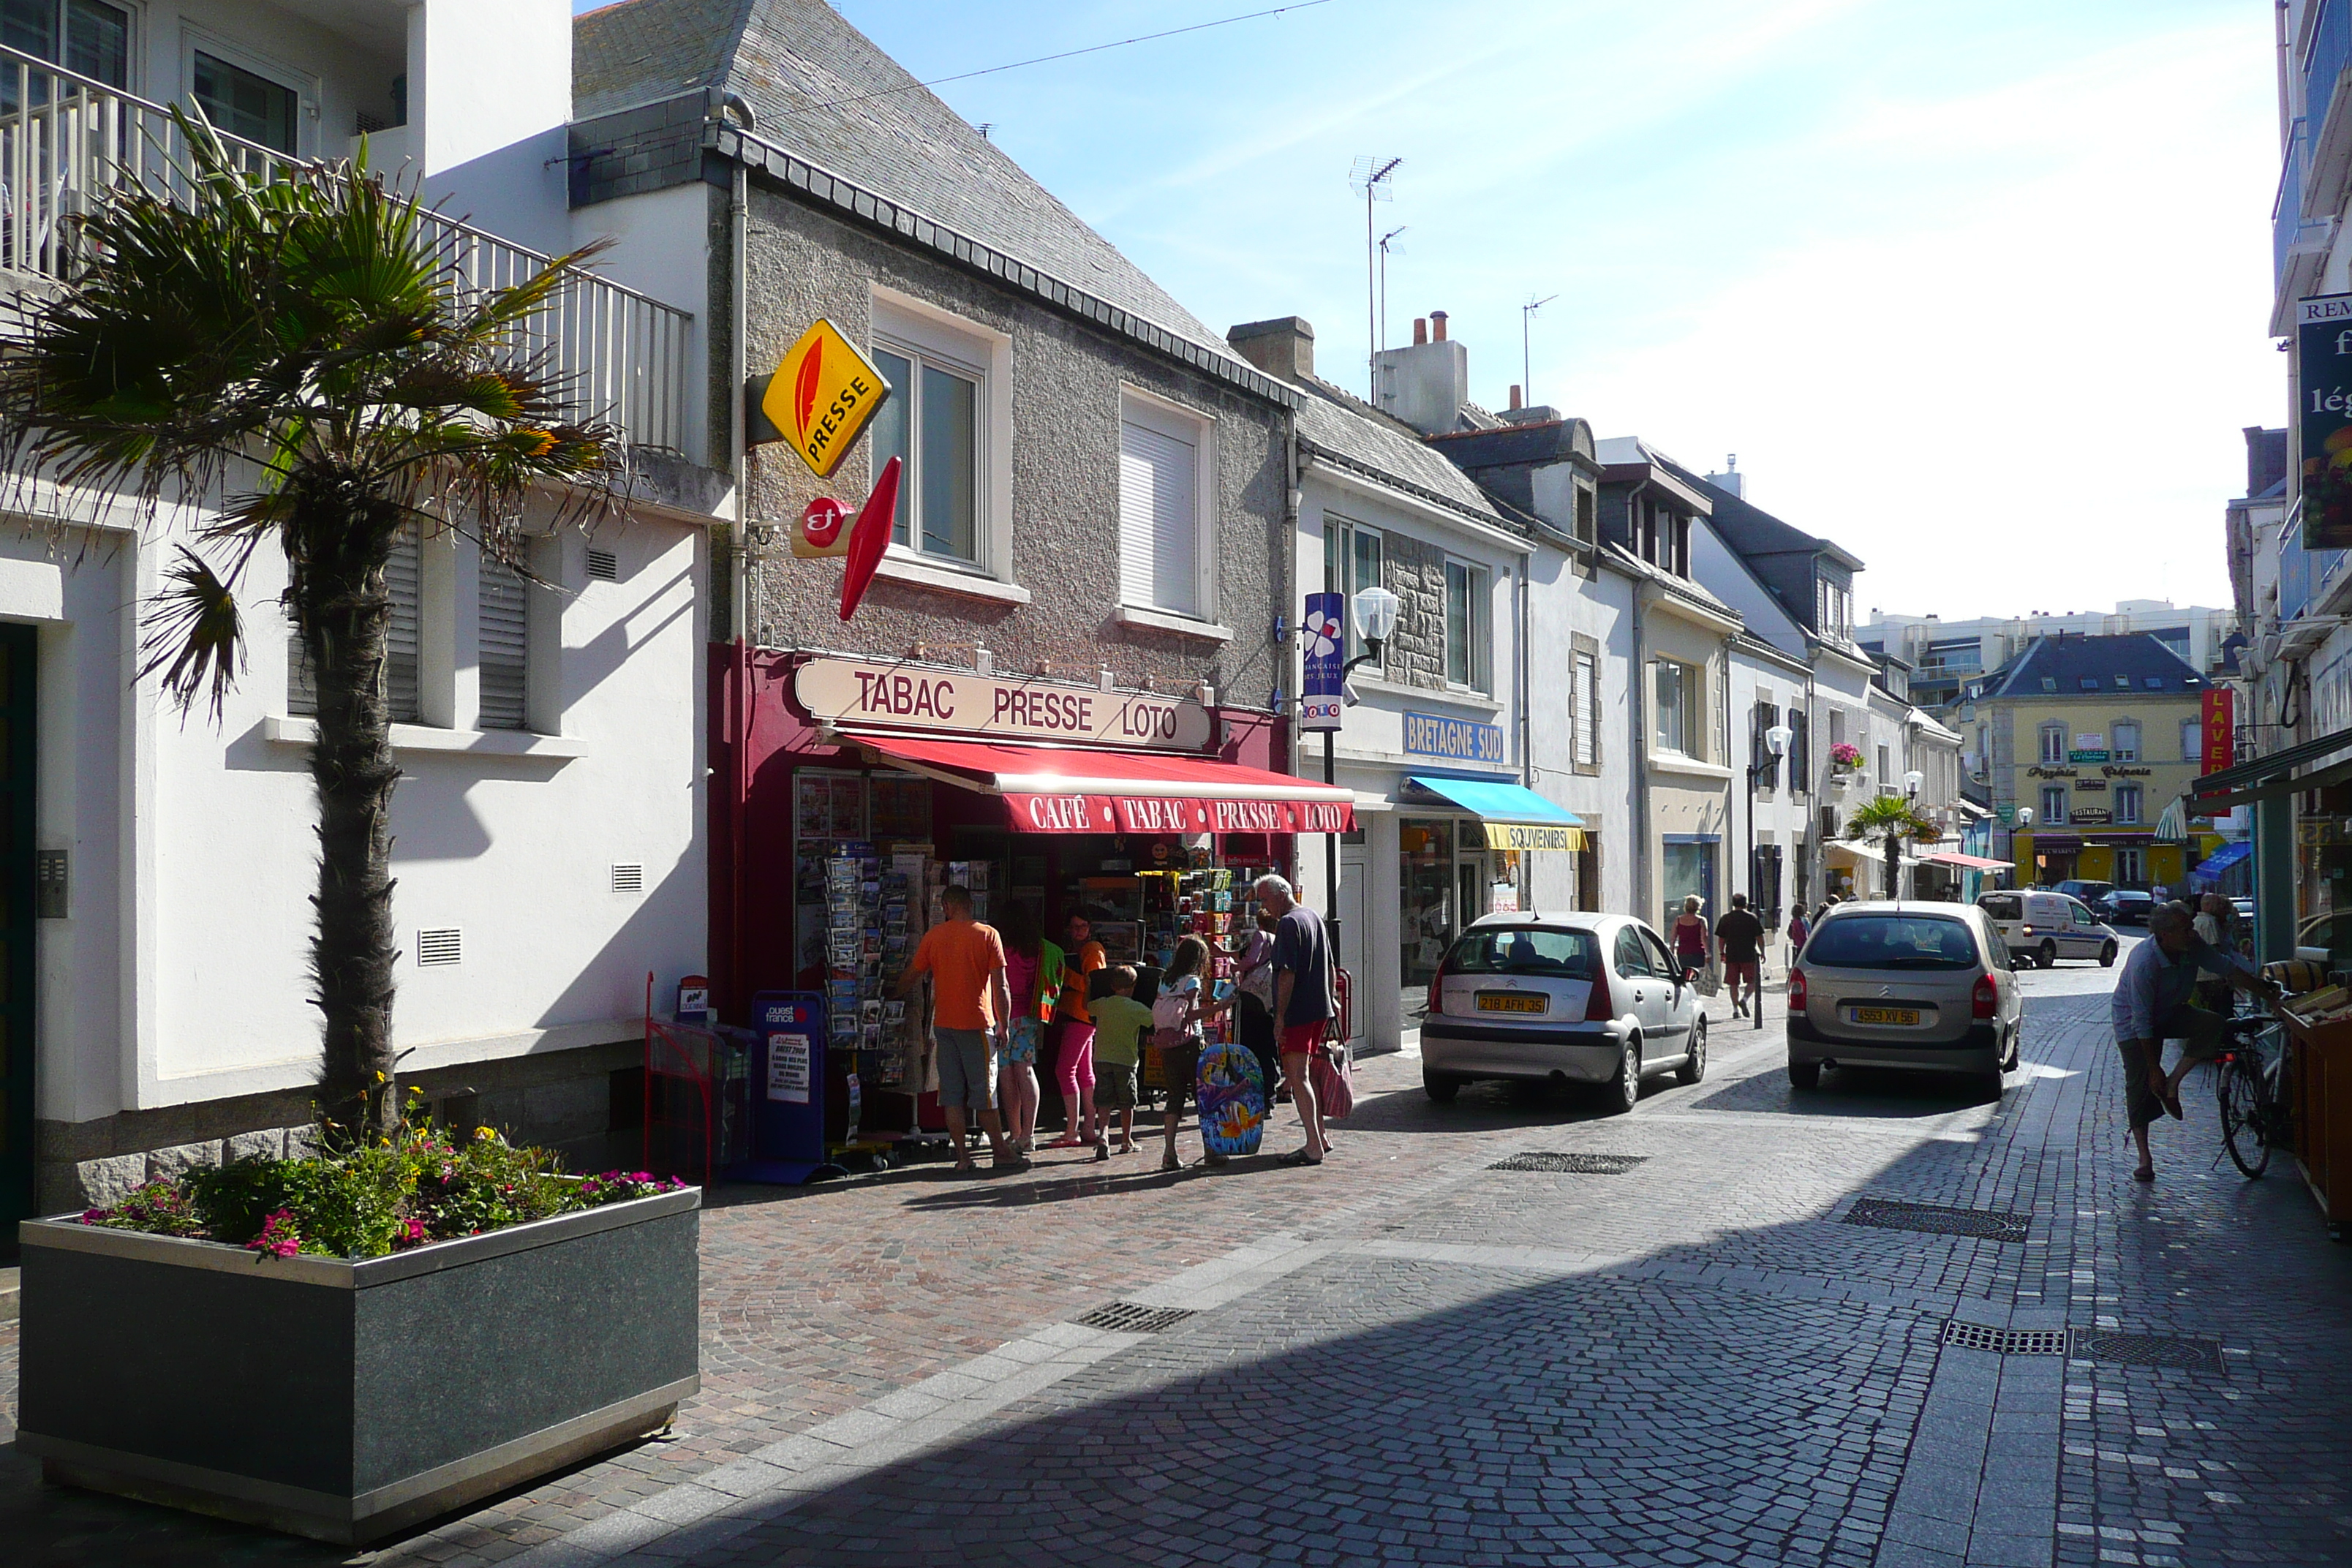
[2214,1009,2293,1179]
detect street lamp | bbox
[1322,584,1403,968]
[2013,805,2035,890]
[1746,723,1793,924]
[1899,770,1926,899]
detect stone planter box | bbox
[15,1184,700,1545]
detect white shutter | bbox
[478,551,529,731]
[384,522,422,723]
[1119,418,1198,617]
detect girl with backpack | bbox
[1153,937,1229,1172]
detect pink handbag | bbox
[1310,1043,1354,1120]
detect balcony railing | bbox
[2312,0,2352,147]
[0,47,693,454]
[2280,508,2350,624]
[2277,117,2313,286]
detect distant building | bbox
[1863,602,2236,716]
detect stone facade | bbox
[1382,532,1451,692]
[727,186,1290,706]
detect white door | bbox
[1341,853,1368,1045]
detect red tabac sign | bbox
[1003,794,1356,835]
[2201,687,2234,775]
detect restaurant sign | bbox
[796,658,1212,752]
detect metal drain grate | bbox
[2069,1328,2225,1372]
[1071,1302,1198,1334]
[1844,1197,2031,1243]
[1941,1320,2070,1357]
[1488,1152,1648,1174]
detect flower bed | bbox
[20,1111,701,1544]
[78,1112,685,1258]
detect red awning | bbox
[1921,852,2010,872]
[847,734,1357,834]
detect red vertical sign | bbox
[2201,687,2234,775]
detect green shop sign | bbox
[2299,292,2352,548]
[2067,750,2108,765]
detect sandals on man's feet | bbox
[1278,1147,1323,1167]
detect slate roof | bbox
[1664,458,1865,573]
[1980,633,2206,701]
[1604,542,1738,619]
[575,0,1239,363]
[1284,374,1526,532]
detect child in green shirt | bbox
[1088,967,1155,1156]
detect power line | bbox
[809,1,1339,113]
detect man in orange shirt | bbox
[900,885,1025,1173]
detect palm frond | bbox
[139,546,246,722]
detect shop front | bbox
[1392,775,1585,1033]
[711,649,1349,1159]
[2012,832,2083,888]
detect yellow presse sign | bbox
[764,319,892,479]
[1482,821,1583,853]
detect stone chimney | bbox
[1371,307,1469,435]
[1226,316,1315,383]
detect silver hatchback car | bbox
[1420,913,1706,1115]
[1786,901,2022,1096]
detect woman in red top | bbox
[1671,895,1710,981]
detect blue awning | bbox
[2191,840,2251,878]
[1404,776,1584,851]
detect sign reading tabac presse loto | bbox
[795,658,1213,752]
[1300,592,1344,733]
[2300,293,2352,547]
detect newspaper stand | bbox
[729,990,850,1184]
[642,977,750,1187]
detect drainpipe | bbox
[1630,583,1651,924]
[1516,545,1532,905]
[725,100,753,1021]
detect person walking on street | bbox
[2110,900,2275,1183]
[1672,895,1710,982]
[1048,910,1107,1149]
[1715,892,1765,1022]
[1257,875,1335,1167]
[996,904,1062,1154]
[1786,906,1811,969]
[898,884,1026,1174]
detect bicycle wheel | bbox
[2217,1055,2272,1179]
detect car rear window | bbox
[1978,894,2021,921]
[1446,927,1598,979]
[1804,915,1979,970]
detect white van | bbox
[1975,891,2119,969]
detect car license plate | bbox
[1851,1006,1921,1026]
[1477,993,1548,1014]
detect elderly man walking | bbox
[1254,874,1336,1167]
[2111,900,2274,1183]
[899,884,1028,1175]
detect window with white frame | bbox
[2112,720,2141,762]
[1117,393,1209,618]
[1444,558,1489,690]
[290,520,423,722]
[2114,784,2142,825]
[193,50,301,154]
[2115,846,2145,883]
[3,0,127,86]
[2182,717,2202,763]
[1654,658,1691,755]
[2041,785,2066,824]
[1324,518,1382,661]
[2040,722,2065,764]
[870,309,988,568]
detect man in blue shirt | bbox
[2111,900,2274,1182]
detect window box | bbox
[15,1185,700,1544]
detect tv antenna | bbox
[1350,155,1401,400]
[1377,225,1407,361]
[1522,293,1556,412]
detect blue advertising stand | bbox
[1300,590,1345,733]
[729,991,848,1184]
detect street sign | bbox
[1301,592,1343,732]
[1996,803,2015,825]
[762,318,892,479]
[2299,293,2352,546]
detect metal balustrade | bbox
[0,46,693,454]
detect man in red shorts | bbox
[1257,874,1335,1166]
[1714,892,1766,1023]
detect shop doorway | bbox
[1400,817,1455,1017]
[1339,851,1367,1045]
[1662,835,1718,928]
[0,625,34,1246]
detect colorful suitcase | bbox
[1197,1039,1267,1157]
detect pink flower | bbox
[247,1208,301,1259]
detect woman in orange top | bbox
[1048,909,1107,1150]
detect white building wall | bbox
[1524,546,1635,918]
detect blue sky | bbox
[581,0,2280,622]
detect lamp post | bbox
[1901,769,1926,900]
[1324,585,1401,959]
[1746,723,1793,925]
[2013,806,2035,891]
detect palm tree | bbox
[0,116,620,1137]
[1843,794,1943,901]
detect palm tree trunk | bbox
[292,469,404,1139]
[1885,836,1901,900]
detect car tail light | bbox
[1585,964,1613,1021]
[1972,973,1997,1019]
[1787,968,1806,1010]
[1426,959,1447,1017]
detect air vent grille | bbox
[1488,1152,1648,1174]
[587,548,619,581]
[611,864,644,896]
[1941,1320,2068,1357]
[418,928,461,966]
[1071,1302,1197,1334]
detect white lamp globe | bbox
[2015,807,2035,828]
[1904,769,1924,792]
[1765,724,1792,756]
[1352,585,1401,646]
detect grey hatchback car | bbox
[1786,901,2021,1096]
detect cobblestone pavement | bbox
[6,942,2351,1567]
